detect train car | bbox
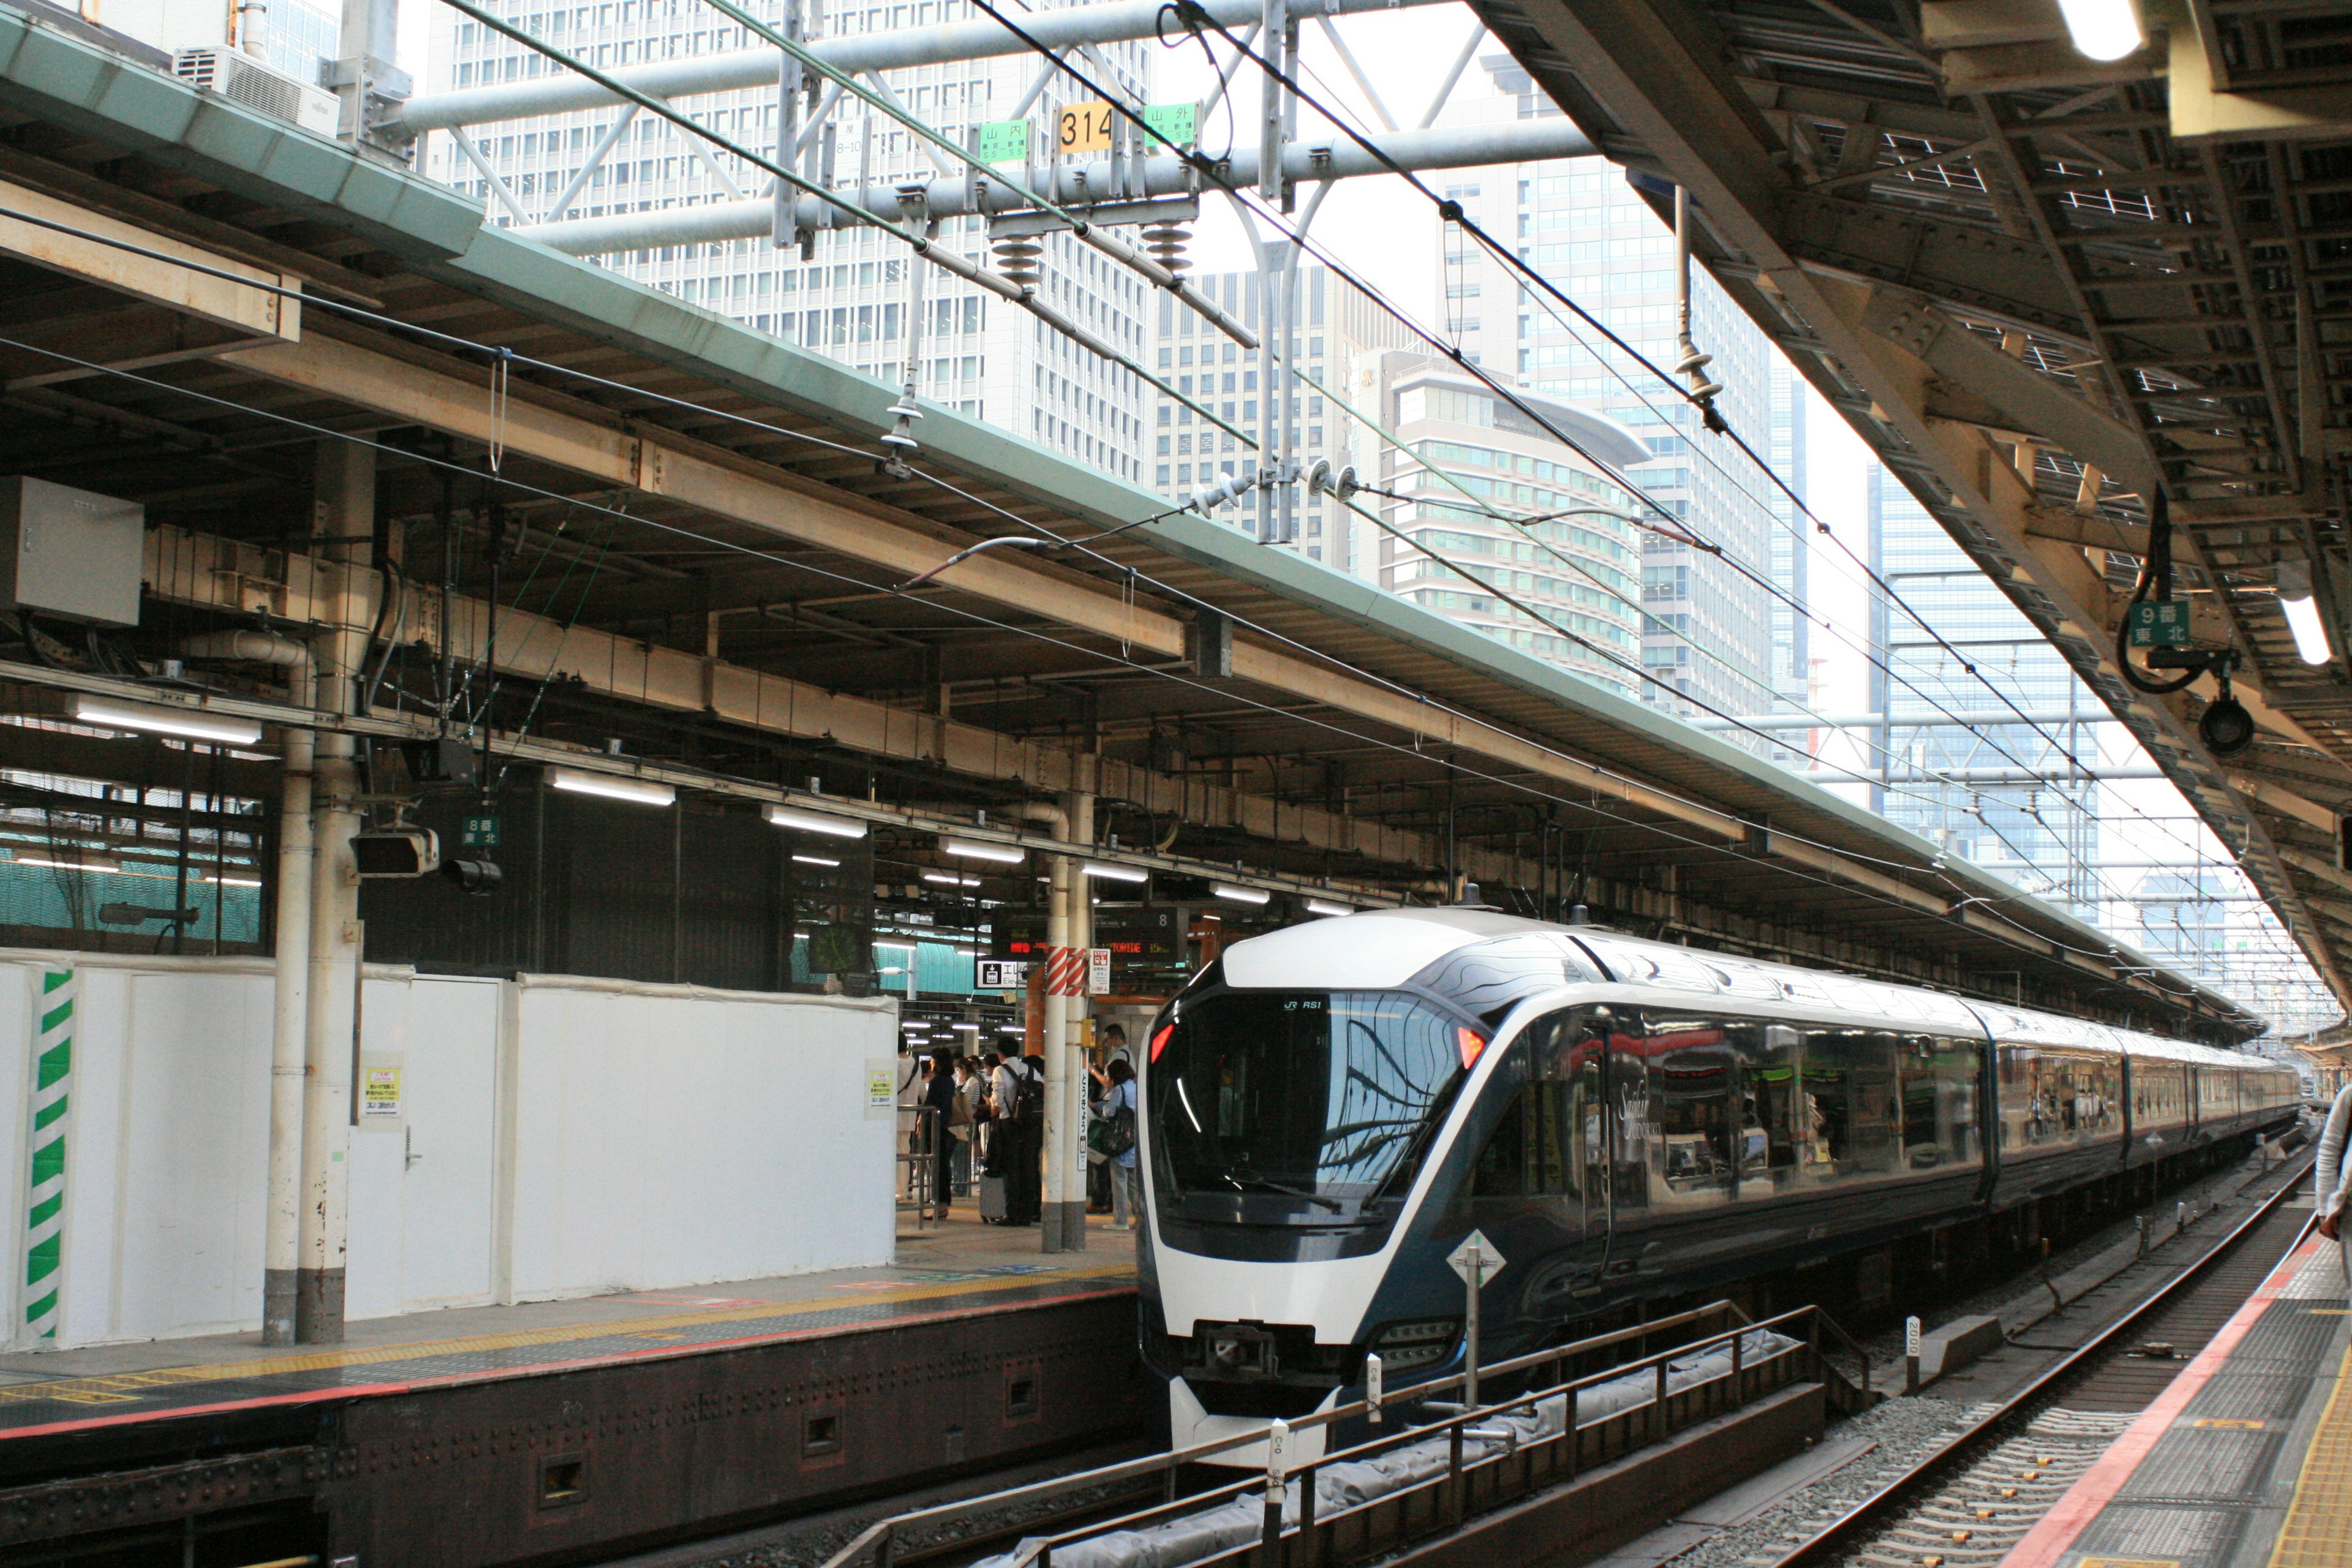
[1137,908,2297,1462]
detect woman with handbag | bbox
[1092,1059,1140,1230]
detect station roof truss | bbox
[0,2,2260,1040]
[1466,0,2352,1026]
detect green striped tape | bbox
[24,967,70,1341]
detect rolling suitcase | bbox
[979,1174,1008,1223]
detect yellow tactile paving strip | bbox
[0,1261,1133,1412]
[2267,1335,2352,1568]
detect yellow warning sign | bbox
[361,1065,402,1118]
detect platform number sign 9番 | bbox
[1058,100,1115,154]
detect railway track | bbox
[1768,1153,2318,1568]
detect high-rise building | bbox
[426,0,1154,477]
[1433,55,1784,727]
[1866,463,2102,916]
[1368,353,1645,696]
[1142,265,1411,568]
[259,0,342,87]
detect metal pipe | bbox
[394,0,1448,132]
[513,119,1593,254]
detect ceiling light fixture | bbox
[2057,0,2141,61]
[791,854,842,867]
[1213,884,1272,906]
[923,872,981,888]
[766,805,869,838]
[71,696,262,747]
[1083,862,1149,883]
[548,767,676,807]
[1305,899,1354,917]
[2277,559,2332,666]
[941,838,1025,864]
[14,853,121,873]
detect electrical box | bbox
[0,477,144,627]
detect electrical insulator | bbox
[1142,218,1191,273]
[991,236,1042,288]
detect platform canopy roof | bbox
[0,0,2261,1039]
[1467,0,2352,1028]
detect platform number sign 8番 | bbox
[1058,100,1115,154]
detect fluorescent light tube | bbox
[15,853,120,872]
[1083,861,1149,883]
[923,872,980,888]
[1305,899,1354,917]
[766,805,869,838]
[2277,559,2332,666]
[2057,0,2141,61]
[71,696,262,747]
[548,767,676,807]
[1213,883,1271,905]
[791,854,841,867]
[941,838,1025,864]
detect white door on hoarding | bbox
[347,974,499,1318]
[399,976,499,1308]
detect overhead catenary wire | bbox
[0,331,2230,1011]
[973,0,2133,806]
[1142,3,2176,816]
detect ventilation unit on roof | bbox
[172,49,341,138]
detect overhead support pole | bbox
[773,0,804,249]
[1027,801,1073,1251]
[1054,791,1094,1252]
[391,0,1446,134]
[328,0,410,157]
[1259,0,1290,210]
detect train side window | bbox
[1470,1014,1575,1200]
[1736,1022,1801,1192]
[1643,1012,1733,1202]
[1607,1017,1650,1217]
[1898,1035,1981,1169]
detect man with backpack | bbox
[1008,1051,1047,1226]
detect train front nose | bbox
[1166,1321,1355,1468]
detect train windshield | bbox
[1150,988,1474,1220]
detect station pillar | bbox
[296,439,372,1343]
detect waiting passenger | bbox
[1093,1058,1140,1229]
[923,1048,959,1218]
[2318,1082,2351,1286]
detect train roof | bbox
[1219,912,2280,1069]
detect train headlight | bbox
[1371,1318,1461,1371]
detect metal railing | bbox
[897,1105,944,1231]
[823,1298,1874,1568]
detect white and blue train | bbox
[1136,908,2301,1460]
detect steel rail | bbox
[1763,1145,2318,1568]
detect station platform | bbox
[0,1211,1136,1446]
[2002,1226,2351,1568]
